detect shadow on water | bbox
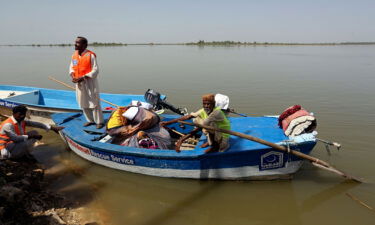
[300,181,360,213]
[32,132,105,208]
[136,181,218,225]
[136,181,301,225]
[91,170,303,225]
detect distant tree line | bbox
[185,40,375,46]
[1,41,375,47]
[91,42,127,46]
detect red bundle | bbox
[278,105,301,127]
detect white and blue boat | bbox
[51,112,317,180]
[0,85,145,122]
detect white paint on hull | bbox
[67,138,303,180]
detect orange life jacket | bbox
[0,117,26,150]
[71,50,96,79]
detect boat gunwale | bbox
[61,125,317,160]
[0,84,145,111]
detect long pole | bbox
[178,120,362,182]
[48,76,119,108]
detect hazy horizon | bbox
[1,0,374,45]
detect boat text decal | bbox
[0,99,19,108]
[66,136,135,165]
[259,151,285,171]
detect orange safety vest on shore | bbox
[0,117,26,150]
[71,50,96,79]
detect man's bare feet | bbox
[200,142,209,148]
[204,147,218,154]
[83,122,95,127]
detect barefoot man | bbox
[161,94,230,153]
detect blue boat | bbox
[0,85,145,122]
[51,112,317,180]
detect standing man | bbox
[0,105,64,159]
[69,36,104,129]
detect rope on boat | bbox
[316,138,341,150]
[286,141,291,154]
[286,141,293,164]
[316,138,341,156]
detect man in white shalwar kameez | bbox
[69,36,104,129]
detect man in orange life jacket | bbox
[0,105,64,159]
[69,36,104,129]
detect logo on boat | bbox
[260,151,285,170]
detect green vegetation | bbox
[186,40,375,46]
[6,43,74,47]
[1,41,375,47]
[91,42,127,46]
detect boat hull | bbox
[63,134,314,180]
[67,135,305,179]
[53,112,317,180]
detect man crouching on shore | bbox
[0,105,64,159]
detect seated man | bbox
[106,106,171,149]
[0,105,64,159]
[160,94,231,153]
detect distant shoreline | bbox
[1,41,375,47]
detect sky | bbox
[1,0,374,44]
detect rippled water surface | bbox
[1,45,374,225]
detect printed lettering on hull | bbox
[0,99,19,108]
[66,136,136,166]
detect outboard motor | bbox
[144,89,187,115]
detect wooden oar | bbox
[174,127,201,152]
[48,76,119,108]
[227,108,247,117]
[178,120,362,183]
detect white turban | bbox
[122,107,139,121]
[215,93,229,110]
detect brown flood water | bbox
[1,45,375,225]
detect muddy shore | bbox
[0,155,99,225]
